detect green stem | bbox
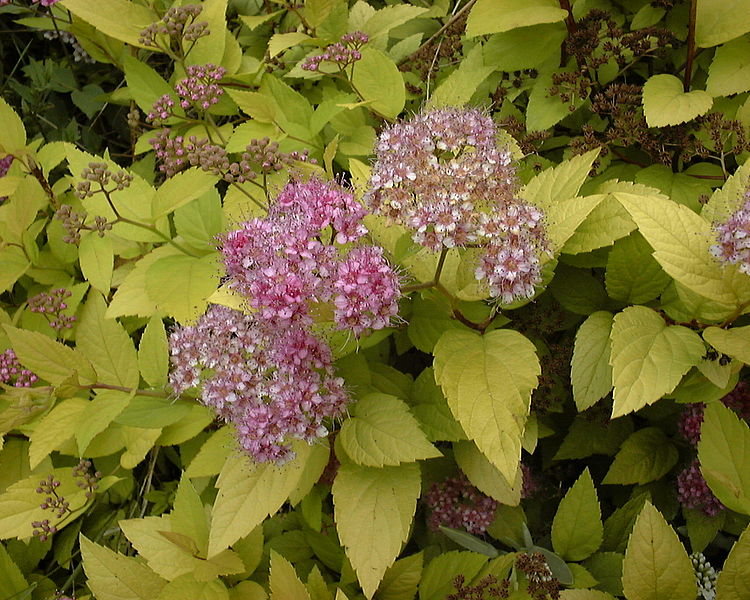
[82,382,173,398]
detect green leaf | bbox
[427,44,494,109]
[703,325,750,365]
[0,542,28,598]
[339,393,440,467]
[433,329,540,484]
[418,551,487,600]
[552,468,603,561]
[706,36,750,96]
[453,440,521,506]
[77,292,140,389]
[76,390,131,455]
[571,311,614,411]
[60,0,154,47]
[208,442,317,557]
[184,0,228,66]
[0,97,26,153]
[79,233,114,294]
[138,316,169,388]
[351,48,405,120]
[226,90,277,122]
[185,426,234,479]
[438,527,499,557]
[174,189,224,253]
[555,417,633,460]
[549,264,610,316]
[701,155,750,224]
[603,428,678,485]
[684,508,724,553]
[268,32,312,58]
[2,325,97,386]
[546,195,605,253]
[605,233,671,304]
[28,397,88,468]
[642,74,713,127]
[333,462,420,599]
[522,150,600,214]
[559,591,616,600]
[157,576,229,600]
[465,0,567,37]
[698,401,750,515]
[376,552,423,600]
[407,297,465,354]
[562,194,636,254]
[716,524,750,600]
[409,367,466,442]
[602,495,648,553]
[145,254,220,324]
[621,502,696,600]
[583,552,623,596]
[483,23,566,71]
[526,71,585,131]
[609,306,704,417]
[123,55,175,114]
[153,168,219,219]
[695,0,750,47]
[270,550,310,600]
[0,247,29,293]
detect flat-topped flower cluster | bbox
[169,178,400,463]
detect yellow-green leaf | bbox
[0,97,26,153]
[434,329,540,484]
[77,292,140,389]
[333,462,420,599]
[351,48,404,120]
[138,316,169,388]
[29,397,88,468]
[465,0,567,37]
[706,36,750,96]
[339,393,441,467]
[522,150,600,214]
[426,44,494,109]
[270,551,311,600]
[698,401,750,515]
[605,233,671,304]
[79,233,114,294]
[703,325,750,365]
[695,0,750,48]
[609,306,704,417]
[123,55,175,114]
[60,0,154,47]
[0,543,28,598]
[546,195,605,253]
[153,168,219,219]
[76,390,132,455]
[551,468,603,561]
[642,74,713,127]
[2,325,97,386]
[621,502,696,600]
[418,551,487,600]
[559,591,616,600]
[185,426,234,479]
[716,524,750,600]
[172,475,209,556]
[571,311,614,411]
[453,440,521,506]
[376,552,422,600]
[603,427,678,485]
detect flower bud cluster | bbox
[425,473,498,535]
[139,4,209,48]
[0,349,37,387]
[74,162,133,199]
[366,107,549,303]
[690,552,717,600]
[43,29,94,63]
[676,459,724,516]
[302,31,368,72]
[0,154,13,204]
[711,187,750,274]
[72,459,101,499]
[175,63,226,110]
[28,288,76,332]
[678,381,750,445]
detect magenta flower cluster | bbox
[366,107,549,303]
[301,31,368,72]
[28,288,76,332]
[0,155,13,177]
[0,349,37,387]
[425,473,498,535]
[146,63,225,124]
[676,459,725,517]
[711,187,750,274]
[678,382,750,445]
[170,179,400,462]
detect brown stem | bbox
[82,383,172,398]
[558,0,577,36]
[684,0,697,92]
[399,0,477,66]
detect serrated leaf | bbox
[80,534,167,600]
[138,316,169,388]
[716,524,750,600]
[0,543,28,598]
[339,393,440,467]
[172,475,209,556]
[546,195,605,253]
[153,168,219,219]
[409,367,466,442]
[0,246,29,292]
[571,311,614,411]
[701,158,750,224]
[562,194,636,254]
[621,502,696,600]
[185,426,234,479]
[156,576,229,600]
[77,292,140,389]
[552,469,603,561]
[0,96,26,153]
[703,325,750,365]
[706,36,750,96]
[418,552,487,600]
[351,48,404,120]
[605,233,671,303]
[225,89,277,122]
[29,397,88,468]
[76,390,132,455]
[583,552,623,596]
[483,23,566,71]
[465,0,567,37]
[526,71,586,131]
[434,329,540,484]
[695,0,750,48]
[603,428,678,485]
[2,325,97,385]
[376,552,422,600]
[123,55,175,114]
[698,401,750,515]
[684,508,724,553]
[427,44,493,109]
[559,591,616,600]
[270,551,311,600]
[333,462,420,599]
[642,74,713,127]
[453,440,521,506]
[555,417,633,461]
[602,495,648,553]
[79,233,114,294]
[145,254,220,324]
[208,442,317,557]
[522,150,600,214]
[609,306,704,417]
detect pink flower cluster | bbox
[301,31,368,72]
[146,63,225,124]
[676,459,725,517]
[0,349,37,387]
[366,107,549,303]
[711,188,750,274]
[678,382,750,445]
[0,155,12,177]
[425,473,498,535]
[28,288,76,332]
[221,178,399,335]
[169,306,348,463]
[170,178,400,463]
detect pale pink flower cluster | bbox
[425,473,498,535]
[221,178,399,334]
[677,459,724,517]
[0,349,37,387]
[366,107,548,303]
[711,188,750,274]
[169,306,348,463]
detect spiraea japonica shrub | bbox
[2,0,750,599]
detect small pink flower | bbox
[677,459,724,517]
[425,473,498,535]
